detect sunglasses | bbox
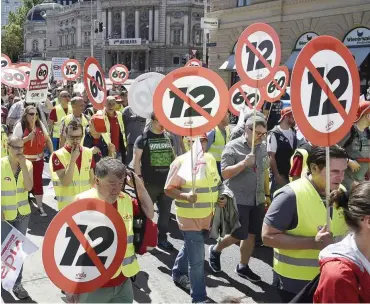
[28,112,37,116]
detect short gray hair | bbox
[95,157,126,179]
[245,112,267,129]
[7,135,23,145]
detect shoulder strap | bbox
[142,131,148,148]
[343,126,357,149]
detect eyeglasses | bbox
[248,128,267,137]
[8,144,24,150]
[61,95,70,98]
[68,135,82,140]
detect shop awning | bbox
[284,51,300,70]
[219,54,236,71]
[348,47,370,67]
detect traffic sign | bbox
[42,198,127,294]
[1,67,28,89]
[109,64,129,85]
[1,54,11,68]
[83,57,107,110]
[235,23,281,88]
[153,67,229,136]
[15,63,31,77]
[185,59,202,67]
[291,36,360,147]
[128,72,165,119]
[264,66,290,102]
[61,59,81,81]
[228,81,264,116]
[36,63,49,82]
[26,60,51,104]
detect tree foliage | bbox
[1,0,43,62]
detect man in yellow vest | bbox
[74,157,154,303]
[59,96,89,148]
[1,135,33,299]
[48,90,72,150]
[165,134,227,303]
[50,119,95,211]
[97,96,127,163]
[206,112,230,176]
[262,145,349,302]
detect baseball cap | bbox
[199,133,208,141]
[91,114,107,133]
[355,100,370,122]
[278,106,293,123]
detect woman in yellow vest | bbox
[262,145,349,302]
[74,157,154,303]
[1,135,33,299]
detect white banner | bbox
[109,38,142,46]
[26,60,51,104]
[201,18,219,29]
[52,57,69,81]
[1,221,38,291]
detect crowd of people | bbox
[1,81,370,303]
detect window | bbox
[49,40,52,47]
[32,39,39,52]
[237,0,250,6]
[71,33,75,45]
[173,29,181,45]
[173,56,180,65]
[65,34,69,45]
[5,6,10,12]
[84,32,91,43]
[59,36,62,47]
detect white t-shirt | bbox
[267,125,295,153]
[13,121,48,138]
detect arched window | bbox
[32,39,39,52]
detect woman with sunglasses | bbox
[13,105,53,216]
[1,135,33,299]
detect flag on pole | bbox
[178,137,206,181]
[1,221,38,291]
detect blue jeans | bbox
[172,230,207,303]
[52,137,60,151]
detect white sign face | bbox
[230,84,262,115]
[343,27,370,47]
[53,210,118,283]
[294,32,319,50]
[1,68,28,89]
[26,60,51,104]
[86,63,106,107]
[265,67,289,101]
[109,64,129,85]
[128,72,165,119]
[62,60,81,81]
[1,54,11,68]
[109,38,142,46]
[300,50,354,133]
[201,17,219,29]
[52,57,69,81]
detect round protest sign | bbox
[264,66,290,102]
[229,81,264,116]
[109,64,129,85]
[291,36,360,146]
[1,68,28,89]
[42,198,127,294]
[235,23,281,88]
[185,59,202,67]
[153,67,229,136]
[61,59,81,81]
[1,54,11,68]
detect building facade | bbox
[23,0,210,76]
[207,0,370,94]
[1,0,22,26]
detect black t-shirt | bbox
[134,130,174,186]
[264,101,283,131]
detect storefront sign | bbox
[201,18,219,29]
[109,39,142,46]
[294,32,319,51]
[343,27,370,47]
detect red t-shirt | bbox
[289,155,303,178]
[102,197,139,288]
[108,114,120,151]
[49,107,69,122]
[51,146,95,172]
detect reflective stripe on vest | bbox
[1,156,32,221]
[53,104,72,138]
[273,178,348,281]
[53,180,91,187]
[175,201,213,208]
[98,110,127,148]
[179,186,219,193]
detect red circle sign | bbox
[235,23,281,88]
[109,64,129,85]
[185,59,202,67]
[36,63,49,82]
[291,36,360,147]
[42,198,127,294]
[263,66,290,103]
[61,59,81,81]
[228,81,264,116]
[153,67,229,136]
[1,54,11,68]
[83,57,107,110]
[1,68,28,89]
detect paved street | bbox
[1,164,279,303]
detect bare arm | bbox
[133,174,154,219]
[222,159,249,180]
[165,187,191,201]
[264,168,270,196]
[133,147,143,176]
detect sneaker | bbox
[173,274,190,290]
[157,240,174,251]
[235,264,261,282]
[38,207,47,217]
[13,284,29,299]
[208,245,221,273]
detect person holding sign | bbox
[339,101,370,192]
[209,113,269,282]
[74,157,154,303]
[262,146,349,302]
[1,135,33,299]
[50,120,95,211]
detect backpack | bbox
[343,126,370,152]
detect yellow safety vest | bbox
[273,178,348,281]
[53,104,72,138]
[289,149,309,182]
[61,114,89,143]
[75,188,140,278]
[1,156,32,221]
[1,125,8,158]
[208,126,230,162]
[97,110,127,149]
[50,147,92,210]
[175,153,221,218]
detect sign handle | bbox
[325,146,331,231]
[190,136,196,195]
